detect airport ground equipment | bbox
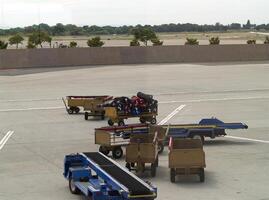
[95,124,166,159]
[164,118,248,143]
[125,134,159,177]
[168,138,206,183]
[64,152,157,200]
[62,95,113,119]
[105,107,158,126]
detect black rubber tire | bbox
[112,147,123,159]
[67,109,74,115]
[118,120,125,126]
[125,163,131,171]
[170,168,176,183]
[108,119,114,126]
[150,118,157,125]
[199,168,205,182]
[84,112,89,120]
[158,143,164,154]
[75,107,80,114]
[155,156,159,167]
[150,163,157,177]
[99,146,109,156]
[69,178,80,194]
[139,117,146,123]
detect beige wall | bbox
[0,45,269,69]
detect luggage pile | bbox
[103,92,158,115]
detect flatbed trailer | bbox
[164,118,248,143]
[105,107,157,126]
[64,152,157,200]
[95,124,166,159]
[62,95,113,119]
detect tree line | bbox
[1,20,269,36]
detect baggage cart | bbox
[125,134,159,177]
[105,107,157,126]
[62,95,113,120]
[95,124,166,159]
[169,138,206,183]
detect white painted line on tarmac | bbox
[159,96,269,104]
[158,105,186,125]
[0,106,64,112]
[0,131,14,150]
[226,135,269,144]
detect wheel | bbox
[67,109,74,114]
[139,117,146,123]
[150,163,157,177]
[118,120,125,126]
[99,146,109,156]
[170,168,176,183]
[192,135,205,144]
[155,156,159,167]
[69,178,80,194]
[84,112,89,120]
[112,147,123,159]
[125,163,131,171]
[75,107,80,114]
[150,117,157,125]
[157,143,164,154]
[108,119,114,126]
[199,168,205,182]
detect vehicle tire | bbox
[139,117,146,123]
[69,178,80,194]
[155,156,159,167]
[125,163,131,171]
[112,147,123,159]
[99,146,109,156]
[84,112,89,120]
[67,109,74,115]
[170,168,176,183]
[192,135,205,144]
[75,107,80,114]
[150,163,157,177]
[150,117,157,125]
[118,120,125,126]
[108,119,114,126]
[157,143,164,154]
[199,168,205,183]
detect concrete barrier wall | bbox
[0,44,269,69]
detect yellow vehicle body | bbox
[169,138,206,183]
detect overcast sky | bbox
[0,0,268,28]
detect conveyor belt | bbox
[83,152,152,196]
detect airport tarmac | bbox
[0,62,269,200]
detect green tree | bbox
[209,37,220,45]
[151,38,163,46]
[247,39,256,44]
[130,39,140,46]
[264,36,269,44]
[87,37,104,47]
[185,38,199,45]
[0,40,8,49]
[28,31,52,48]
[9,34,24,48]
[131,28,157,46]
[26,42,36,49]
[69,41,78,48]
